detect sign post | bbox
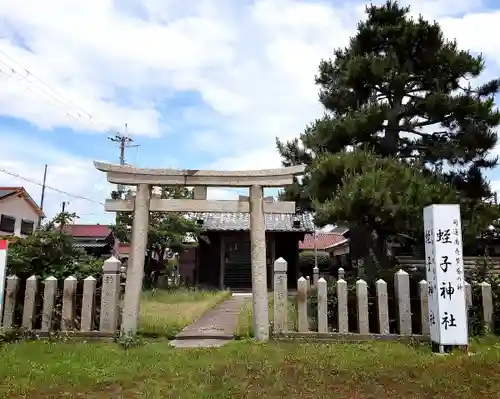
[0,240,7,323]
[423,204,468,352]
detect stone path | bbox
[169,293,252,348]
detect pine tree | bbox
[278,1,500,271]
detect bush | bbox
[166,258,178,275]
[4,230,107,333]
[7,230,104,280]
[299,250,330,278]
[467,264,500,337]
[305,256,500,337]
[307,278,363,332]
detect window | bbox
[0,215,15,233]
[20,219,34,235]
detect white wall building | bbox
[0,187,44,237]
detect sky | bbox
[0,0,500,225]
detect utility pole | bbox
[108,123,139,198]
[314,229,318,270]
[38,164,48,228]
[60,201,66,231]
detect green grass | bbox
[234,300,254,338]
[2,339,500,398]
[235,295,297,338]
[138,288,231,338]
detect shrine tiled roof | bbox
[192,212,314,233]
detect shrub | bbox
[467,260,500,337]
[299,250,330,278]
[307,278,359,332]
[7,230,104,280]
[305,256,500,337]
[4,229,107,333]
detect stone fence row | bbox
[0,257,123,337]
[272,257,494,340]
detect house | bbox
[298,231,350,274]
[187,211,314,290]
[299,231,349,254]
[0,187,44,237]
[299,229,351,260]
[64,224,117,257]
[118,242,131,260]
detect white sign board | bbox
[0,240,7,322]
[423,204,468,346]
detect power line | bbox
[0,47,103,125]
[0,64,105,132]
[0,43,136,209]
[0,57,84,121]
[0,45,110,130]
[0,166,104,205]
[0,63,106,132]
[0,47,141,181]
[0,43,141,166]
[0,44,127,135]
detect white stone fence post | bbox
[268,269,496,339]
[99,256,122,333]
[273,257,288,334]
[0,256,123,337]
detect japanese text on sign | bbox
[423,204,468,346]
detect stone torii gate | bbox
[94,161,305,341]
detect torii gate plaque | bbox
[94,161,305,341]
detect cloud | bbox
[0,0,500,225]
[0,39,161,136]
[0,130,254,224]
[0,133,114,224]
[206,147,283,170]
[0,0,354,159]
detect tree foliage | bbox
[42,211,79,232]
[7,213,103,281]
[277,1,500,269]
[299,250,331,272]
[311,150,457,233]
[111,186,201,273]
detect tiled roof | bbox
[319,224,350,234]
[65,224,112,238]
[0,188,19,199]
[74,242,108,248]
[119,242,131,254]
[299,233,347,250]
[192,212,314,232]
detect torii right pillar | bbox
[249,184,269,341]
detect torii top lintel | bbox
[93,161,306,187]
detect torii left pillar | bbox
[121,183,151,338]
